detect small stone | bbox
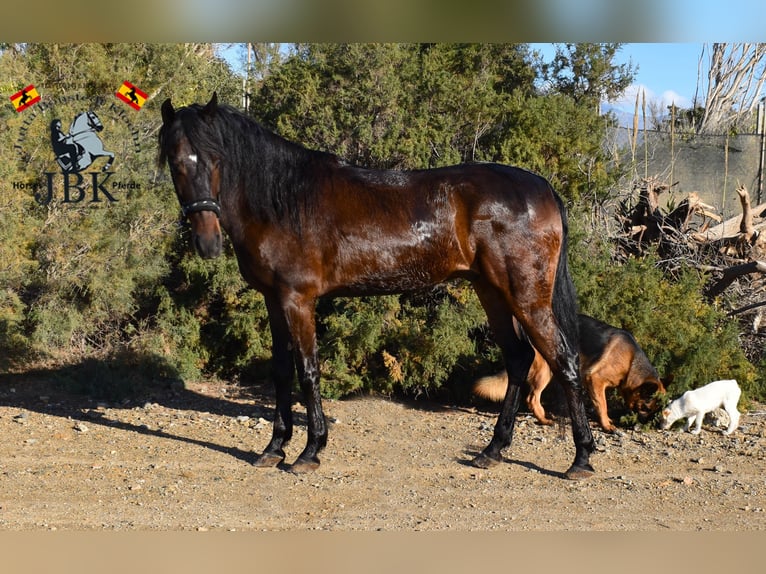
[74,422,89,433]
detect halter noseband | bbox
[181,198,221,218]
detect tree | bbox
[696,43,766,134]
[244,42,637,398]
[252,43,627,200]
[545,43,635,115]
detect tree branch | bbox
[706,260,766,298]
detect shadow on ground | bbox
[0,351,281,465]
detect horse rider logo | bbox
[50,110,115,173]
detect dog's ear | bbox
[661,374,674,389]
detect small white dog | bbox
[660,379,741,435]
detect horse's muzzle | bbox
[194,231,223,259]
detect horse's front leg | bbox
[289,349,327,472]
[253,296,297,468]
[286,296,327,473]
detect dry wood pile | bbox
[616,178,766,361]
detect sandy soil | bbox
[0,376,764,531]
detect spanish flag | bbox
[9,84,40,112]
[115,81,147,110]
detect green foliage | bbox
[545,43,635,111]
[0,43,240,376]
[314,283,491,399]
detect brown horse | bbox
[158,93,596,479]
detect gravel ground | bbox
[0,376,764,531]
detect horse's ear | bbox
[161,98,175,125]
[203,92,218,116]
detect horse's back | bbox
[391,163,564,245]
[417,162,555,202]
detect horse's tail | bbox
[551,191,580,369]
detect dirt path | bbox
[0,377,764,531]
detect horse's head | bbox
[86,111,104,132]
[159,93,223,259]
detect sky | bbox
[615,44,704,110]
[533,43,705,117]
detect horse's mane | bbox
[160,102,336,230]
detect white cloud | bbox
[608,84,692,112]
[659,90,692,109]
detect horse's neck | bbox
[70,119,86,135]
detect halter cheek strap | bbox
[181,198,221,218]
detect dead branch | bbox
[737,184,756,238]
[705,260,766,298]
[729,299,766,316]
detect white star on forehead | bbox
[188,154,198,163]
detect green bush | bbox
[569,215,760,403]
[314,284,491,399]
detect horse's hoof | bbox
[252,452,284,468]
[564,463,595,480]
[289,457,320,474]
[471,453,501,469]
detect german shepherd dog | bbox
[474,314,667,432]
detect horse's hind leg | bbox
[520,311,595,479]
[102,152,115,171]
[471,287,535,468]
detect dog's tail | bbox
[473,371,509,402]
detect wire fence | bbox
[606,127,766,220]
